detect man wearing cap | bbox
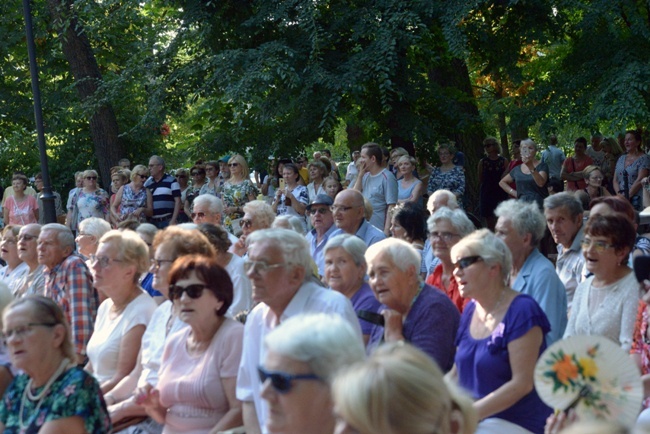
[305,194,337,277]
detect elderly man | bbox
[192,194,239,246]
[260,313,364,434]
[305,194,337,277]
[15,223,45,297]
[330,189,385,246]
[236,228,361,434]
[145,155,181,228]
[544,193,586,308]
[38,223,97,364]
[353,142,398,235]
[366,238,459,371]
[495,200,567,344]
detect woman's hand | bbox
[134,384,156,407]
[233,235,247,257]
[381,309,405,342]
[545,409,578,434]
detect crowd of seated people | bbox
[0,137,646,434]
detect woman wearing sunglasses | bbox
[448,229,552,434]
[86,230,157,395]
[111,165,153,225]
[564,213,638,351]
[260,313,364,434]
[222,155,258,235]
[67,169,109,230]
[138,255,243,433]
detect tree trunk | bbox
[45,0,124,187]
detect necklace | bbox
[20,358,70,429]
[481,289,507,322]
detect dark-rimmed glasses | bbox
[168,284,206,300]
[452,256,483,270]
[257,366,321,394]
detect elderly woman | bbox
[575,165,610,208]
[366,238,460,371]
[67,169,109,230]
[307,160,328,201]
[499,138,549,209]
[448,229,552,434]
[494,199,568,344]
[138,255,244,433]
[324,234,382,345]
[427,143,465,206]
[232,200,275,257]
[333,342,477,434]
[0,226,29,295]
[259,313,365,434]
[3,174,38,225]
[272,215,306,235]
[111,164,153,224]
[15,224,45,297]
[222,155,258,234]
[103,228,215,431]
[197,223,253,317]
[86,230,157,394]
[0,296,111,433]
[613,130,650,210]
[425,207,475,313]
[396,155,424,205]
[75,217,111,261]
[564,214,638,351]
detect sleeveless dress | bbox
[479,156,508,218]
[398,178,423,205]
[119,184,148,222]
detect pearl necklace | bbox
[19,358,70,430]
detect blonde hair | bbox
[332,343,477,434]
[99,230,150,281]
[228,154,250,179]
[130,164,149,182]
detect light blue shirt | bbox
[306,224,338,277]
[330,219,386,247]
[512,248,568,345]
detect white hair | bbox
[450,229,512,283]
[247,228,312,276]
[427,207,474,237]
[427,189,458,213]
[193,194,224,214]
[78,217,111,240]
[324,234,367,266]
[495,199,546,246]
[272,215,306,235]
[265,313,365,381]
[365,238,421,274]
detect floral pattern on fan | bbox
[542,344,608,416]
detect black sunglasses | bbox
[138,174,148,179]
[257,366,320,394]
[168,284,206,300]
[85,176,97,180]
[452,256,483,270]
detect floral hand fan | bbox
[534,335,643,428]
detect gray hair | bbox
[495,199,546,246]
[265,313,365,382]
[365,238,421,274]
[247,228,312,277]
[544,192,584,219]
[41,223,75,251]
[150,155,165,168]
[520,138,537,152]
[427,208,474,237]
[451,229,512,284]
[242,200,275,229]
[99,230,150,280]
[324,234,367,266]
[135,223,158,240]
[427,190,458,213]
[193,194,224,214]
[272,215,306,235]
[78,217,111,240]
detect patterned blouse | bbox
[70,189,109,227]
[427,166,465,206]
[118,184,148,222]
[221,179,258,234]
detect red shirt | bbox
[425,263,469,313]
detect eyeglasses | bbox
[18,234,38,242]
[138,174,148,179]
[228,163,239,167]
[430,231,460,243]
[240,219,253,227]
[177,174,187,179]
[257,366,320,394]
[85,176,97,180]
[330,205,355,213]
[452,256,483,270]
[2,323,58,345]
[243,261,286,275]
[90,255,123,268]
[168,283,206,300]
[580,238,615,252]
[307,207,330,215]
[150,258,174,269]
[191,212,206,220]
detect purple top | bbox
[368,284,459,372]
[455,295,552,433]
[350,283,382,337]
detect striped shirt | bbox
[145,174,181,219]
